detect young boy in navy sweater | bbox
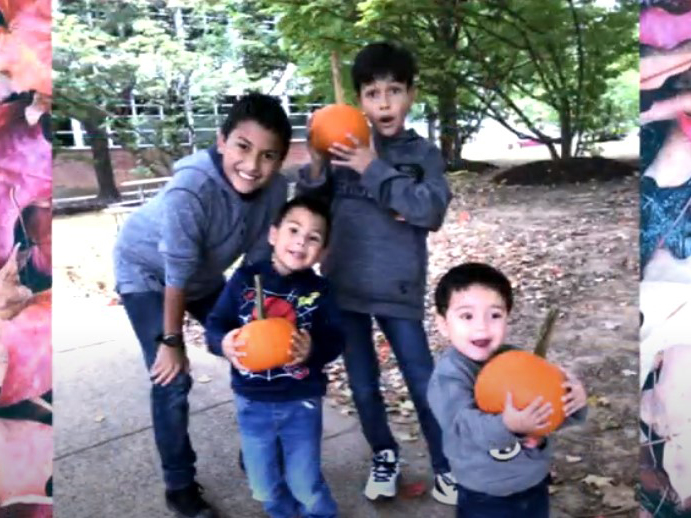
[206,195,343,518]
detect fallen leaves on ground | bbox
[56,171,640,517]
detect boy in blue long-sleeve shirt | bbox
[206,195,343,518]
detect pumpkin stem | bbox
[533,308,558,358]
[254,274,265,320]
[330,50,345,104]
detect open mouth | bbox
[379,115,395,125]
[471,339,492,349]
[287,250,306,261]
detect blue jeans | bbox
[340,310,449,474]
[456,477,550,518]
[234,394,337,518]
[121,288,222,490]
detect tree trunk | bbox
[82,118,120,201]
[425,104,437,144]
[560,133,573,160]
[559,107,573,160]
[546,142,560,161]
[437,87,459,167]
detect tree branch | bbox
[567,0,586,155]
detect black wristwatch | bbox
[157,333,185,348]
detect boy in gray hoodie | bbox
[298,41,456,504]
[427,263,588,517]
[113,92,291,518]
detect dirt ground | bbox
[53,168,640,517]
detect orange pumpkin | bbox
[238,317,295,372]
[310,104,370,153]
[474,349,566,436]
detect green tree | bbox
[455,0,637,159]
[254,0,636,164]
[52,0,243,200]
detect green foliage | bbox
[254,0,637,160]
[53,0,243,174]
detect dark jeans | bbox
[235,394,337,518]
[456,477,550,518]
[121,287,222,491]
[340,310,449,474]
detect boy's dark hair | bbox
[351,41,418,94]
[434,263,513,315]
[220,92,292,159]
[273,195,332,246]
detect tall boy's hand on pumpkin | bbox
[501,392,553,435]
[222,328,248,371]
[287,329,312,366]
[306,116,329,180]
[560,367,587,416]
[329,133,376,174]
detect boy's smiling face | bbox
[269,207,327,275]
[358,75,415,137]
[217,120,284,194]
[435,284,509,362]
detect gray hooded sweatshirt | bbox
[113,148,288,301]
[427,345,587,497]
[297,129,451,320]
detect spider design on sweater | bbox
[237,286,321,381]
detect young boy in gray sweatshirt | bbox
[427,263,588,518]
[298,41,456,504]
[112,92,291,518]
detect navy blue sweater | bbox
[205,260,344,401]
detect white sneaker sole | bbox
[431,485,458,505]
[364,477,399,500]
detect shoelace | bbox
[437,473,456,488]
[371,455,397,482]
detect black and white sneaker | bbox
[364,449,400,500]
[431,472,458,505]
[165,482,216,518]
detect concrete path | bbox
[52,296,454,518]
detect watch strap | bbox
[156,333,185,348]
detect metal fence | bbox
[53,94,324,151]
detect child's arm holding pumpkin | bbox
[428,363,552,450]
[204,270,245,357]
[295,119,335,205]
[329,137,451,231]
[428,365,518,451]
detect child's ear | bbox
[216,130,227,151]
[435,313,449,339]
[268,225,278,246]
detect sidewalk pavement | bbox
[52,294,455,518]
